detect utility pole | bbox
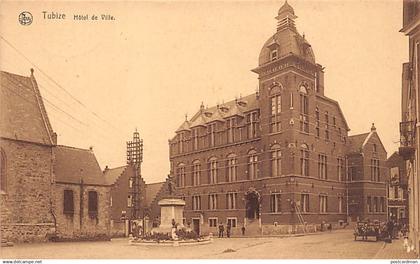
[127,129,143,232]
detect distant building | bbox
[168,1,388,236]
[399,0,420,254]
[347,126,388,222]
[0,69,112,242]
[387,152,408,224]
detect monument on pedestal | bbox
[151,175,186,234]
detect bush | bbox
[175,228,199,240]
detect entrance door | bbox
[245,192,260,219]
[192,218,200,235]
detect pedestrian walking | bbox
[226,223,231,238]
[241,226,246,236]
[218,223,225,238]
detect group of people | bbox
[217,223,246,238]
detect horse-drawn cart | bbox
[354,221,381,241]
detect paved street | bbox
[0,229,417,259]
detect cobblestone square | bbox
[1,230,417,259]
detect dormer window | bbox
[271,49,278,61]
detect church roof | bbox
[176,120,191,132]
[0,70,55,145]
[54,145,108,186]
[278,0,295,16]
[348,132,370,153]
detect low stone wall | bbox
[262,224,317,235]
[1,223,55,243]
[111,220,126,237]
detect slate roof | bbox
[54,145,107,185]
[103,165,127,185]
[181,93,258,131]
[0,70,55,145]
[145,182,165,207]
[348,132,370,153]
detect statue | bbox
[167,174,173,195]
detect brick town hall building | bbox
[168,1,388,236]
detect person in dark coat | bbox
[218,223,225,238]
[226,223,231,238]
[241,226,246,236]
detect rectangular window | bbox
[371,159,380,182]
[271,150,282,177]
[192,195,201,211]
[380,197,385,212]
[63,190,74,215]
[338,196,343,213]
[208,194,218,210]
[301,194,310,212]
[270,193,281,213]
[193,163,201,186]
[367,196,372,213]
[319,195,328,213]
[209,160,217,184]
[127,195,133,207]
[129,178,133,188]
[318,154,327,180]
[373,197,378,213]
[337,158,344,181]
[300,150,309,176]
[208,217,218,227]
[178,132,184,153]
[226,192,237,209]
[208,123,216,147]
[226,157,237,182]
[247,111,259,139]
[226,118,236,143]
[176,166,186,187]
[192,128,199,150]
[248,154,258,179]
[227,217,237,228]
[88,191,98,216]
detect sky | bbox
[0,0,407,183]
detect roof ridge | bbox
[56,145,92,152]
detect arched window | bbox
[226,153,237,182]
[192,160,201,186]
[208,157,217,184]
[0,149,6,193]
[299,85,309,133]
[270,85,282,133]
[300,144,309,176]
[248,150,258,180]
[176,163,186,187]
[271,144,282,177]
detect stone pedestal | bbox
[151,198,185,234]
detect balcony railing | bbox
[399,120,416,159]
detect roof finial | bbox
[185,113,188,121]
[371,123,376,132]
[30,68,34,76]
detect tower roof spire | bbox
[276,0,297,31]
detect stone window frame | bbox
[208,193,218,210]
[88,190,99,218]
[299,84,309,133]
[270,84,282,133]
[269,193,281,213]
[226,217,237,228]
[192,160,201,186]
[270,144,282,177]
[319,194,328,213]
[247,149,258,180]
[300,144,309,176]
[226,153,237,182]
[176,162,186,187]
[208,157,218,184]
[208,217,218,227]
[318,153,327,180]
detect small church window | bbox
[63,190,74,215]
[88,191,98,217]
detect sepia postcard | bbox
[0,0,419,262]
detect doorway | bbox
[192,218,200,235]
[245,191,260,219]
